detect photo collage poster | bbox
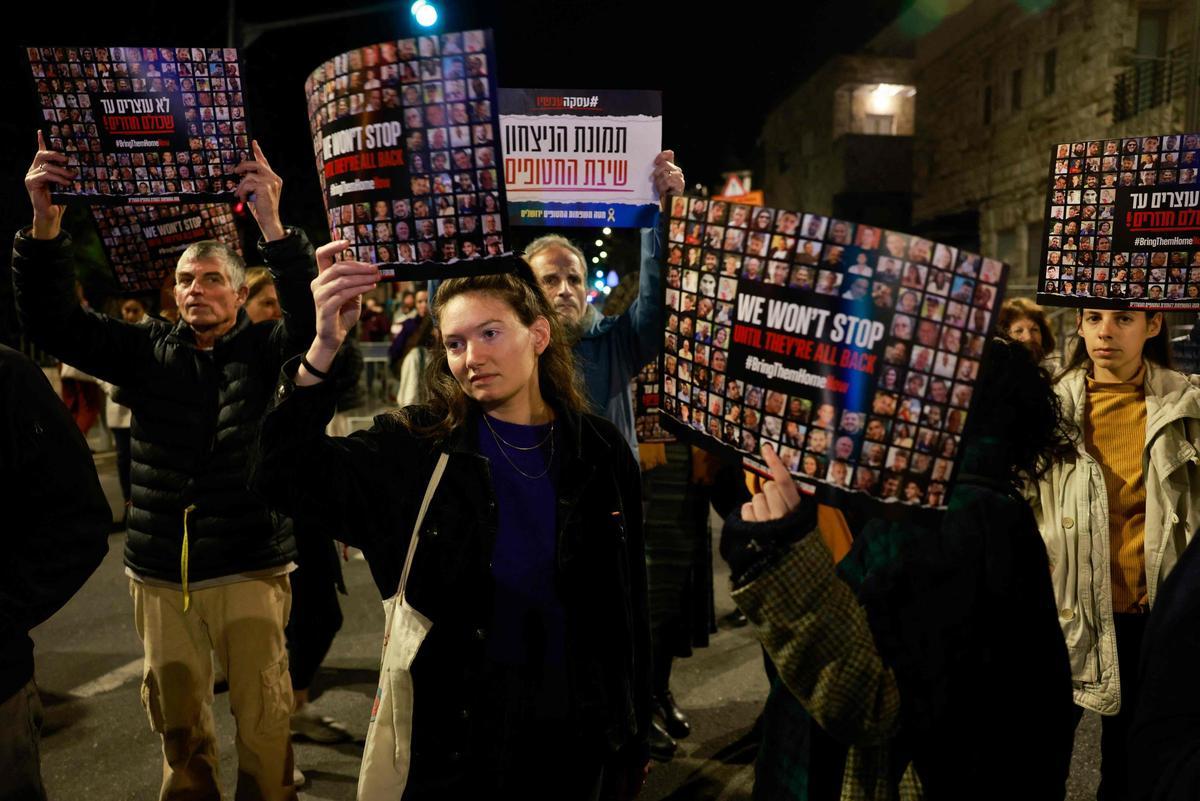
[303,30,506,277]
[28,45,251,203]
[634,361,673,444]
[92,204,241,292]
[1037,133,1200,310]
[658,196,1009,509]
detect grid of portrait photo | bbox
[28,46,249,198]
[304,30,504,265]
[633,361,673,443]
[657,196,1007,507]
[1039,134,1200,307]
[92,204,241,292]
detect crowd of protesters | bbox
[7,114,1200,801]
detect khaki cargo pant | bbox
[130,576,297,801]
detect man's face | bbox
[174,258,246,333]
[529,245,586,327]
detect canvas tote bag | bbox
[357,452,449,800]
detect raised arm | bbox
[726,446,901,746]
[236,141,318,363]
[251,245,391,551]
[612,150,684,376]
[12,132,155,385]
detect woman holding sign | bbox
[252,254,650,799]
[1033,309,1200,800]
[727,339,1075,799]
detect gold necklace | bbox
[483,414,554,480]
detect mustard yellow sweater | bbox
[1084,366,1148,613]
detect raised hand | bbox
[311,241,379,351]
[233,140,285,241]
[742,444,802,523]
[652,149,685,211]
[26,130,71,239]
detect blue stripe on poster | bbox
[507,201,658,228]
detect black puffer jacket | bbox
[251,365,651,795]
[12,228,316,582]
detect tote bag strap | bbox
[395,451,449,605]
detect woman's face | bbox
[245,284,281,323]
[440,291,550,414]
[1077,309,1160,380]
[1008,316,1044,357]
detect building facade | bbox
[761,54,916,231]
[913,0,1195,291]
[761,0,1198,294]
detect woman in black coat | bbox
[253,255,650,800]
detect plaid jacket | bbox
[732,529,922,801]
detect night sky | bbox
[0,0,903,310]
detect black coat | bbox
[0,344,110,700]
[838,444,1076,801]
[12,229,316,582]
[1130,533,1200,801]
[251,367,651,794]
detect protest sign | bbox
[634,361,674,444]
[498,89,662,228]
[1037,133,1200,310]
[27,46,251,203]
[303,30,507,277]
[658,196,1008,509]
[92,204,242,292]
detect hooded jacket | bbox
[1032,362,1200,714]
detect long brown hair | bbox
[1060,309,1174,377]
[394,266,587,439]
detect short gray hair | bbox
[524,234,585,271]
[177,240,247,290]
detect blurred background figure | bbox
[396,315,437,407]
[98,296,151,528]
[998,297,1059,372]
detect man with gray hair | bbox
[525,149,685,455]
[13,137,327,800]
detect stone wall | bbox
[911,0,1193,287]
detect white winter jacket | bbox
[1033,362,1200,714]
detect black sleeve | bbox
[0,346,109,638]
[616,437,652,748]
[259,229,318,368]
[250,357,417,552]
[1131,537,1200,801]
[11,230,156,386]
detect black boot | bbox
[656,691,691,740]
[648,716,678,762]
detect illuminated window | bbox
[837,83,917,137]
